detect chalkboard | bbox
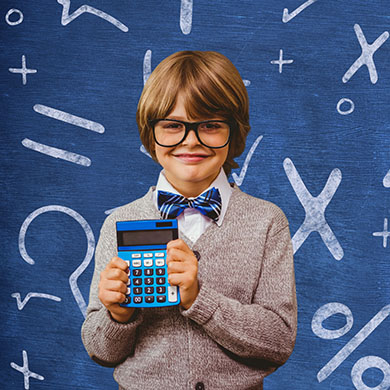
[1,1,389,389]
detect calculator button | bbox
[157,296,166,303]
[124,260,130,267]
[132,260,142,267]
[133,278,142,286]
[145,296,154,304]
[168,286,178,302]
[143,259,153,267]
[126,287,130,295]
[127,278,130,286]
[133,296,143,304]
[156,259,165,266]
[156,268,165,276]
[145,278,154,285]
[144,268,153,276]
[131,253,141,258]
[143,253,153,258]
[124,297,131,304]
[155,252,165,257]
[133,269,142,277]
[156,277,165,285]
[156,286,166,294]
[133,287,142,295]
[145,286,154,294]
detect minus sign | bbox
[22,138,91,167]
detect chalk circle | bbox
[5,9,24,26]
[312,302,354,340]
[337,98,355,115]
[351,356,390,390]
[18,205,95,317]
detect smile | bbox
[173,153,211,162]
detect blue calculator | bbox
[116,219,180,308]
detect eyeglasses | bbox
[149,119,233,149]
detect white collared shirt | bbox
[154,169,232,243]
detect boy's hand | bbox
[166,239,199,310]
[98,257,135,323]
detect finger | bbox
[107,257,129,271]
[101,279,128,294]
[99,289,126,305]
[167,260,186,274]
[167,247,192,263]
[103,267,129,284]
[167,238,190,252]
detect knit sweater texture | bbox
[81,184,297,390]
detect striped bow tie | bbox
[157,187,222,221]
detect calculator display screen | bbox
[118,229,174,246]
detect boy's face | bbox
[154,94,229,198]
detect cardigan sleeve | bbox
[181,215,297,367]
[81,214,144,367]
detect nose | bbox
[182,128,200,146]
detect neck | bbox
[165,173,219,198]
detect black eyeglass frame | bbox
[149,118,234,149]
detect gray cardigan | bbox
[81,185,297,390]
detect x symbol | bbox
[283,158,344,260]
[343,24,389,84]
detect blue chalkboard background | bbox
[1,1,389,389]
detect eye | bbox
[199,122,223,131]
[158,121,185,130]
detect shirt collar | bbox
[154,169,232,226]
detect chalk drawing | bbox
[337,98,355,115]
[343,24,389,84]
[10,350,44,390]
[143,49,152,85]
[283,158,343,260]
[351,356,390,390]
[9,55,37,85]
[11,292,61,310]
[282,0,318,23]
[383,170,390,188]
[5,8,24,26]
[140,144,152,158]
[232,135,263,186]
[18,205,95,317]
[22,138,91,167]
[312,302,390,383]
[57,0,129,32]
[373,218,390,248]
[312,302,354,340]
[180,0,193,35]
[34,104,105,133]
[271,49,294,73]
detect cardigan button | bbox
[195,382,205,390]
[193,251,201,261]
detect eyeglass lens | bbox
[153,120,230,148]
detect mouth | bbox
[173,153,211,162]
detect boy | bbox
[81,50,297,390]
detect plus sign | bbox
[9,55,37,85]
[10,350,44,388]
[373,218,390,248]
[271,49,294,73]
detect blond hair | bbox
[136,50,250,175]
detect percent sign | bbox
[312,303,390,389]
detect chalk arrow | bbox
[282,0,318,23]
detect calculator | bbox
[116,219,180,308]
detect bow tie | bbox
[157,188,222,222]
